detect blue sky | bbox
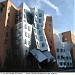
[0,0,74,33]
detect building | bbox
[62,31,75,68]
[44,16,56,58]
[0,0,19,67]
[54,33,73,68]
[13,2,55,69]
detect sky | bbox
[0,0,75,34]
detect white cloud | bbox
[41,0,61,16]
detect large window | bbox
[40,36,43,41]
[60,49,63,52]
[48,18,51,22]
[66,56,68,60]
[50,40,52,44]
[28,33,31,38]
[57,49,59,52]
[67,63,69,66]
[48,24,51,28]
[39,30,42,35]
[19,23,21,29]
[64,62,66,66]
[39,19,42,23]
[42,43,45,47]
[50,46,52,50]
[37,24,40,29]
[60,62,62,66]
[24,14,25,18]
[28,26,31,31]
[61,56,63,59]
[25,39,27,45]
[25,31,27,37]
[57,55,60,59]
[28,41,30,45]
[39,13,42,17]
[25,24,27,29]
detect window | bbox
[37,24,40,29]
[39,19,42,23]
[39,13,42,17]
[60,49,63,52]
[67,63,69,66]
[70,57,71,59]
[16,39,21,45]
[39,30,42,35]
[28,26,31,31]
[40,36,43,41]
[18,31,21,36]
[50,40,52,44]
[70,63,72,66]
[8,13,10,17]
[6,32,8,37]
[19,23,21,28]
[24,14,25,18]
[49,35,52,38]
[28,41,30,45]
[48,18,51,22]
[0,6,3,13]
[49,30,52,33]
[28,34,31,38]
[24,9,25,13]
[50,46,52,50]
[42,43,45,47]
[66,56,68,60]
[25,24,27,29]
[64,49,65,52]
[25,31,27,37]
[48,24,51,28]
[64,62,66,65]
[60,62,62,66]
[57,49,59,52]
[57,55,60,59]
[25,39,27,44]
[35,35,37,39]
[61,56,63,59]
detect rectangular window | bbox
[50,46,52,50]
[39,13,42,17]
[39,19,42,23]
[24,14,25,18]
[28,26,31,31]
[40,36,43,41]
[57,49,59,52]
[48,24,51,28]
[42,43,45,47]
[24,9,25,13]
[49,30,52,33]
[60,62,62,66]
[8,13,10,17]
[25,31,27,37]
[39,30,42,35]
[48,18,51,22]
[28,33,31,38]
[18,23,21,29]
[25,24,27,29]
[28,41,31,45]
[25,39,27,44]
[60,49,63,52]
[57,55,60,59]
[49,35,52,38]
[37,24,40,29]
[50,40,52,44]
